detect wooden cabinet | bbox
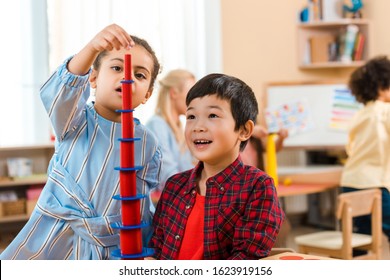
[297,19,369,69]
[0,144,54,250]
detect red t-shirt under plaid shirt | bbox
[177,193,205,259]
[149,157,285,260]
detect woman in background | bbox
[146,69,196,204]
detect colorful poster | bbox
[328,88,361,131]
[265,99,314,136]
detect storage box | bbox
[7,158,33,178]
[0,199,26,217]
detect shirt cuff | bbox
[56,55,92,88]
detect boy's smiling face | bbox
[90,45,154,122]
[185,94,249,169]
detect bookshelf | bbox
[297,19,369,69]
[0,144,54,251]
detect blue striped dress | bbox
[0,58,162,260]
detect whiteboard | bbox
[266,82,360,149]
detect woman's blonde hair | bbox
[155,69,195,150]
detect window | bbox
[0,0,222,146]
[0,0,49,146]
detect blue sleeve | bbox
[40,56,91,141]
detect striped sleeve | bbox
[40,56,91,141]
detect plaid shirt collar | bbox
[183,156,245,195]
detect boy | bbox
[149,73,284,260]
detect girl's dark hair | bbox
[186,73,259,150]
[349,55,390,104]
[92,35,161,90]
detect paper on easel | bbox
[328,88,362,131]
[265,99,314,136]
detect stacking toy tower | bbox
[111,54,153,260]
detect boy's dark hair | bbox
[186,73,258,150]
[92,35,161,91]
[349,55,390,104]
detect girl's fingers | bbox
[109,25,134,49]
[93,24,134,52]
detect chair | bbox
[294,188,382,260]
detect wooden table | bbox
[262,252,333,260]
[276,183,339,197]
[276,165,342,197]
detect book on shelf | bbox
[321,0,343,21]
[308,0,322,21]
[309,35,336,63]
[305,0,344,22]
[340,24,359,62]
[353,32,365,61]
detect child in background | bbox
[0,24,162,260]
[146,70,196,203]
[149,73,284,260]
[240,125,288,170]
[340,55,390,243]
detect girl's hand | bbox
[277,128,289,140]
[88,24,135,53]
[252,125,268,139]
[275,128,289,152]
[68,24,134,76]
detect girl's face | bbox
[185,94,249,171]
[90,45,154,122]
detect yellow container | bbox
[265,134,278,187]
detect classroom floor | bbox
[285,222,390,260]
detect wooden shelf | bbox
[0,144,53,234]
[0,143,54,151]
[297,18,369,28]
[297,19,370,69]
[0,214,29,224]
[299,60,365,69]
[0,174,48,188]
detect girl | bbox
[0,24,162,260]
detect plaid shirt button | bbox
[219,187,224,191]
[185,205,191,209]
[175,235,180,240]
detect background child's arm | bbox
[251,125,288,152]
[251,124,268,139]
[275,128,288,152]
